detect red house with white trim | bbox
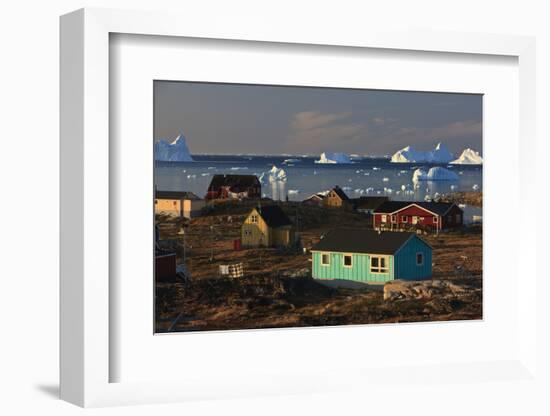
[373,201,463,232]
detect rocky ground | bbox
[155,199,483,332]
[439,191,483,208]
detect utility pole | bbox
[177,226,186,262]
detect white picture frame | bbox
[60,8,539,408]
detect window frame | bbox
[321,252,331,266]
[370,255,389,274]
[343,254,353,268]
[416,252,424,266]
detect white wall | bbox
[0,1,548,415]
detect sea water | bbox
[155,155,483,222]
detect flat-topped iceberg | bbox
[391,142,453,164]
[155,133,194,162]
[315,152,352,164]
[450,148,483,165]
[412,167,459,181]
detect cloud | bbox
[286,110,481,155]
[287,111,367,153]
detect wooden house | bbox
[352,196,389,214]
[155,190,205,219]
[373,201,463,232]
[205,174,261,200]
[301,192,327,206]
[323,186,350,208]
[311,228,432,283]
[241,205,296,248]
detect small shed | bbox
[241,205,296,248]
[323,186,350,208]
[311,228,432,283]
[155,190,205,219]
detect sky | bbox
[154,81,482,156]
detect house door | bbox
[412,216,418,224]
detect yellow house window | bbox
[370,256,389,273]
[343,254,353,268]
[250,214,258,223]
[321,253,330,266]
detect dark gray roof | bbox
[208,174,260,190]
[311,228,417,255]
[257,205,293,228]
[331,186,349,201]
[156,190,201,200]
[373,201,411,213]
[374,201,458,216]
[352,196,389,210]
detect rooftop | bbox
[155,190,201,200]
[208,174,260,190]
[374,200,458,216]
[352,196,389,209]
[256,205,293,228]
[331,186,350,201]
[311,228,420,255]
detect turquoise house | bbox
[311,228,432,283]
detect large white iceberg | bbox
[391,142,454,164]
[315,152,352,164]
[450,148,483,165]
[268,165,287,182]
[412,167,459,181]
[155,134,194,162]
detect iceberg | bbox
[412,168,428,182]
[412,167,458,181]
[450,148,483,165]
[282,158,301,164]
[154,133,194,162]
[391,146,428,163]
[315,152,352,164]
[268,165,287,182]
[391,142,454,164]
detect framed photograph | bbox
[60,8,538,408]
[152,81,483,334]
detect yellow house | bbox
[155,190,205,219]
[323,186,350,208]
[241,205,296,248]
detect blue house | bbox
[311,228,432,283]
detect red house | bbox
[205,174,261,200]
[373,201,463,232]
